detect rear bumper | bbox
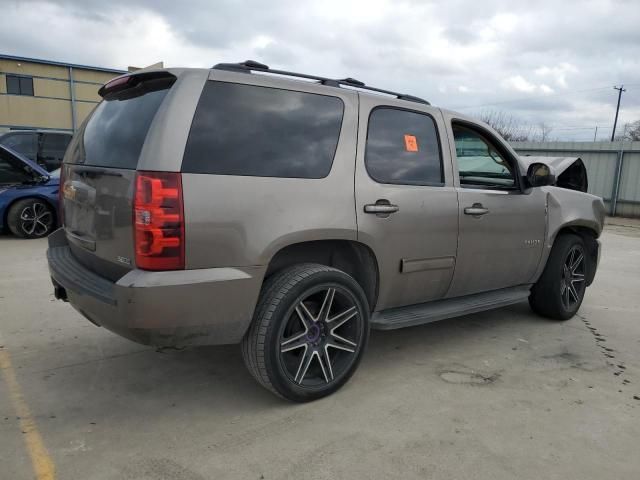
[47,229,266,346]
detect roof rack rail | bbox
[212,60,430,105]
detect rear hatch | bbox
[61,72,176,280]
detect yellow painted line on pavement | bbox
[0,349,56,480]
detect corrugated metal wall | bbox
[511,141,640,218]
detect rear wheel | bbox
[242,264,369,402]
[7,198,55,239]
[529,234,587,320]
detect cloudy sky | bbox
[3,0,640,140]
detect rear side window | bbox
[182,82,344,178]
[72,76,174,169]
[365,108,443,185]
[39,133,72,171]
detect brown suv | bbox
[47,61,604,401]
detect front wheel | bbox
[529,234,588,320]
[7,198,55,239]
[242,264,370,402]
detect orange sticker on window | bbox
[404,134,418,152]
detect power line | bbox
[551,126,612,131]
[621,91,640,104]
[449,86,612,110]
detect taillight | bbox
[134,171,185,270]
[58,165,65,226]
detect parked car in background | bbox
[0,144,59,238]
[47,61,604,402]
[0,130,72,172]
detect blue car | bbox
[0,144,59,238]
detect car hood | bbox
[518,155,581,174]
[519,155,589,193]
[0,144,50,178]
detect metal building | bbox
[0,53,125,133]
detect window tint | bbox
[365,108,442,185]
[39,133,71,171]
[452,125,516,188]
[75,86,170,168]
[1,133,38,161]
[6,75,34,96]
[182,82,344,178]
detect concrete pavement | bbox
[1,224,638,479]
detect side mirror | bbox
[526,162,555,188]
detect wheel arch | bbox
[264,239,380,312]
[551,224,599,286]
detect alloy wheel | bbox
[20,202,53,237]
[278,286,363,387]
[560,245,586,310]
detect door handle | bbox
[464,203,489,216]
[364,200,399,216]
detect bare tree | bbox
[537,122,554,141]
[624,120,640,141]
[477,110,532,141]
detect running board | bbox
[371,285,531,330]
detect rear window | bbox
[72,75,174,169]
[182,81,344,178]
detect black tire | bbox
[242,263,370,402]
[7,198,55,239]
[529,234,588,320]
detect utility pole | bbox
[611,85,626,141]
[593,126,598,142]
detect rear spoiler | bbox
[99,71,176,100]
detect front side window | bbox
[365,108,443,185]
[182,82,344,178]
[6,75,34,96]
[452,124,516,189]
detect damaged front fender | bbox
[530,186,605,286]
[545,187,605,242]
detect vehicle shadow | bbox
[40,301,549,424]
